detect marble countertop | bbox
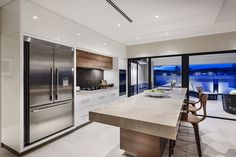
[89,88,187,140]
[76,87,118,96]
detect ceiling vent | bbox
[106,0,133,23]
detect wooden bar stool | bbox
[183,89,203,107]
[169,94,208,157]
[183,90,204,114]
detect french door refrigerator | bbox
[24,36,74,145]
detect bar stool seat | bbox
[181,112,201,124]
[183,99,198,105]
[183,90,203,107]
[182,104,199,113]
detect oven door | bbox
[29,100,73,144]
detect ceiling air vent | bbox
[106,0,133,23]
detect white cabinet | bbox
[108,90,119,101]
[75,88,119,127]
[21,0,76,46]
[75,95,93,126]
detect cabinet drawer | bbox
[109,90,119,101]
[80,114,89,125]
[75,109,90,126]
[96,94,108,104]
[110,92,118,98]
[76,96,93,110]
[78,107,92,116]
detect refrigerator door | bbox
[28,38,54,107]
[54,45,74,102]
[29,100,73,143]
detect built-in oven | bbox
[119,69,126,96]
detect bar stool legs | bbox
[169,124,202,157]
[192,124,202,157]
[169,140,173,157]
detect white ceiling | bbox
[0,0,13,7]
[29,0,236,45]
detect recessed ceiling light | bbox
[77,33,81,36]
[155,15,159,18]
[136,37,140,40]
[33,16,38,20]
[103,42,107,46]
[117,23,121,27]
[166,33,169,36]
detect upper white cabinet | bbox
[76,25,126,58]
[21,0,126,57]
[1,0,20,36]
[21,0,76,46]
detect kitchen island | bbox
[89,88,187,157]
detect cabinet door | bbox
[22,0,76,45]
[110,90,119,100]
[75,105,91,126]
[106,89,119,102]
[76,96,93,110]
[76,50,113,69]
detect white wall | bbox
[127,32,236,58]
[1,0,21,151]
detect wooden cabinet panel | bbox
[76,50,113,69]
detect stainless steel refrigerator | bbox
[24,36,74,145]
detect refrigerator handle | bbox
[31,102,71,113]
[56,68,59,100]
[50,68,53,101]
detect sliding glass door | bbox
[129,59,149,96]
[151,56,182,88]
[189,53,236,120]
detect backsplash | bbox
[76,68,104,88]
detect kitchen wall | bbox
[127,32,236,58]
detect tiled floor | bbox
[1,118,236,157]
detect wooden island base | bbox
[120,128,168,157]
